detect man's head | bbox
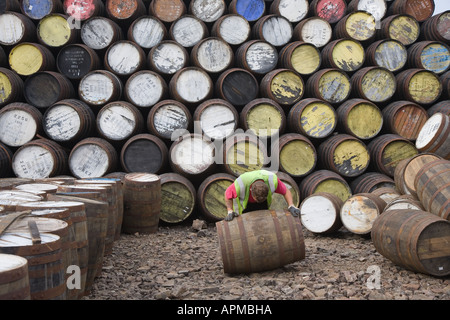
[250,180,269,203]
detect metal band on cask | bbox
[159,172,196,224]
[127,16,167,50]
[148,40,189,76]
[124,70,168,108]
[215,68,259,107]
[37,14,79,48]
[334,11,377,42]
[0,12,36,46]
[24,71,75,109]
[169,67,213,106]
[274,133,317,178]
[8,42,55,76]
[20,0,63,20]
[78,70,123,107]
[407,41,450,75]
[211,14,251,46]
[197,172,235,221]
[351,67,396,103]
[350,172,396,194]
[104,40,146,77]
[292,17,332,48]
[388,0,435,22]
[321,39,365,73]
[0,102,43,147]
[63,0,105,22]
[189,0,226,23]
[81,16,123,51]
[260,69,304,106]
[415,113,450,160]
[367,134,419,177]
[120,133,168,174]
[278,41,321,76]
[309,0,347,24]
[395,69,442,105]
[382,101,429,141]
[169,15,209,48]
[69,137,118,178]
[228,0,266,22]
[0,253,30,300]
[270,0,309,23]
[299,192,343,234]
[287,98,337,139]
[252,14,293,47]
[56,44,101,80]
[299,169,352,203]
[305,68,352,104]
[147,99,192,141]
[420,10,450,45]
[365,39,407,72]
[190,37,234,74]
[336,98,383,140]
[377,14,420,46]
[235,40,278,75]
[193,99,239,141]
[122,172,161,234]
[149,0,187,23]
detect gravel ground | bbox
[82,219,450,302]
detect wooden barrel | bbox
[367,134,419,177]
[169,15,209,48]
[340,193,386,235]
[215,68,259,107]
[427,101,450,117]
[24,71,75,109]
[0,232,65,300]
[56,44,101,80]
[260,69,304,106]
[68,137,118,178]
[63,0,105,21]
[0,142,13,178]
[240,98,286,139]
[148,0,187,23]
[299,169,352,202]
[388,0,434,22]
[148,40,189,76]
[96,101,144,143]
[371,209,450,276]
[78,70,123,108]
[0,253,30,300]
[334,10,377,42]
[120,133,168,174]
[147,99,192,141]
[274,133,317,178]
[292,17,332,48]
[318,133,370,178]
[169,133,217,182]
[420,10,450,45]
[350,172,396,194]
[12,139,68,179]
[371,187,401,203]
[42,99,96,145]
[305,68,352,104]
[0,191,43,210]
[8,42,55,76]
[124,70,168,109]
[80,16,123,51]
[383,195,424,211]
[351,67,397,103]
[36,13,79,48]
[407,41,450,75]
[299,192,343,234]
[20,0,63,20]
[222,133,268,177]
[309,0,347,24]
[0,11,36,46]
[159,172,196,224]
[269,171,301,211]
[0,67,24,107]
[197,172,235,222]
[382,101,429,141]
[287,98,337,139]
[189,0,226,23]
[321,39,365,73]
[0,102,43,147]
[104,40,146,77]
[105,0,146,26]
[441,71,450,99]
[193,99,239,141]
[169,67,213,106]
[14,183,58,197]
[415,113,450,160]
[365,39,407,72]
[228,0,266,22]
[127,15,166,50]
[396,68,442,105]
[235,40,278,75]
[347,0,387,23]
[216,209,305,274]
[278,41,321,76]
[122,172,161,234]
[336,98,383,140]
[252,14,293,47]
[191,37,233,75]
[210,14,251,46]
[377,14,420,46]
[414,159,450,220]
[269,0,309,23]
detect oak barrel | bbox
[56,44,101,80]
[407,41,450,75]
[169,15,208,48]
[351,67,396,103]
[235,40,278,75]
[36,13,78,48]
[365,39,407,72]
[8,42,55,76]
[127,15,166,50]
[63,0,105,21]
[149,0,187,23]
[252,14,293,47]
[0,253,30,300]
[169,67,213,106]
[80,16,123,51]
[309,0,347,24]
[415,113,450,159]
[104,40,146,77]
[0,67,24,107]
[190,37,234,74]
[292,17,332,48]
[189,0,226,23]
[321,39,365,73]
[299,169,352,203]
[148,40,189,76]
[300,192,343,234]
[0,12,36,46]
[124,70,168,109]
[215,68,259,107]
[20,0,63,20]
[334,10,377,42]
[278,41,321,76]
[350,172,396,194]
[420,10,450,45]
[269,0,309,23]
[260,69,304,106]
[78,70,123,108]
[305,68,352,104]
[388,0,435,22]
[210,14,251,46]
[377,14,420,46]
[228,0,266,22]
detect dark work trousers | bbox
[243,201,268,213]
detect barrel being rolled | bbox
[216,209,305,274]
[371,209,450,277]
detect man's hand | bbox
[288,205,300,217]
[225,211,239,221]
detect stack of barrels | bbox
[0,0,449,280]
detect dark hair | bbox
[251,180,268,202]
